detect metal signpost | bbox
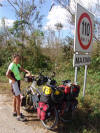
[73,3,94,97]
[73,54,91,67]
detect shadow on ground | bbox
[24,101,100,133]
[53,100,100,133]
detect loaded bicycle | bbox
[21,72,80,130]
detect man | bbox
[6,53,30,121]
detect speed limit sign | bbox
[73,3,94,97]
[74,3,94,53]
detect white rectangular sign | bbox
[74,3,94,53]
[73,54,91,67]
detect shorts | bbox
[11,80,21,96]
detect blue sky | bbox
[0,0,98,39]
[0,0,50,19]
[0,0,74,38]
[0,0,51,24]
[0,1,16,20]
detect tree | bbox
[55,22,63,41]
[54,0,100,42]
[6,0,45,65]
[0,18,10,46]
[54,0,73,16]
[54,23,63,66]
[7,0,44,46]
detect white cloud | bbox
[0,18,15,28]
[0,0,5,2]
[44,0,99,32]
[44,5,71,31]
[70,0,98,14]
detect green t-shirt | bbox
[8,62,21,81]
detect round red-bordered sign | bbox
[77,13,92,50]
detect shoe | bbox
[20,113,25,118]
[17,116,27,122]
[13,112,17,117]
[13,112,24,118]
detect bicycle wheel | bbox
[41,106,58,130]
[60,111,73,122]
[60,105,77,122]
[60,99,78,123]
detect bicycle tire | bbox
[41,106,58,130]
[60,111,73,123]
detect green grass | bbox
[0,76,8,83]
[54,70,100,133]
[0,70,100,133]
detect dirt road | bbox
[0,94,54,133]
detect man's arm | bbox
[20,67,30,75]
[6,70,16,83]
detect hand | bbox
[28,71,31,76]
[26,71,31,77]
[12,80,16,84]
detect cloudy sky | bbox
[0,0,99,37]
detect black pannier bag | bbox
[40,94,51,104]
[37,76,48,86]
[21,96,26,106]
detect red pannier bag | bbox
[59,85,70,94]
[37,102,49,120]
[59,84,80,100]
[70,84,80,97]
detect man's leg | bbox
[13,96,17,113]
[16,95,21,116]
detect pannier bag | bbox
[59,84,80,100]
[59,85,71,100]
[42,85,52,95]
[21,96,26,106]
[37,102,49,120]
[51,89,64,103]
[40,94,51,103]
[40,85,52,103]
[37,76,48,86]
[70,84,80,97]
[32,94,40,109]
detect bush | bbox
[0,45,52,76]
